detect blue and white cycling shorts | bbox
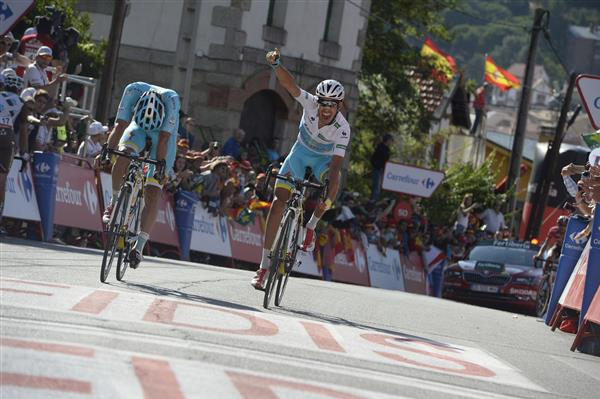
[276,141,330,191]
[118,122,176,188]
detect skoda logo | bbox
[83,181,98,215]
[36,162,50,174]
[422,177,435,190]
[17,169,33,202]
[569,231,587,245]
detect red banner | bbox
[149,192,179,248]
[331,239,370,286]
[228,217,264,263]
[401,251,427,294]
[54,160,103,232]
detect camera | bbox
[35,6,80,61]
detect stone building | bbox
[76,0,370,151]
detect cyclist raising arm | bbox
[251,48,349,289]
[101,82,180,268]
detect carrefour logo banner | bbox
[562,216,589,256]
[382,162,444,198]
[0,1,35,35]
[2,159,40,222]
[189,205,232,257]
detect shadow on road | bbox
[117,281,261,313]
[273,307,463,351]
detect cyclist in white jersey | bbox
[251,48,350,290]
[0,69,31,235]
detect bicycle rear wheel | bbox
[263,211,293,309]
[101,188,129,282]
[275,213,299,307]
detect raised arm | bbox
[266,48,301,98]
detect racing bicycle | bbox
[99,146,164,282]
[262,166,325,309]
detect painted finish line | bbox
[0,278,545,393]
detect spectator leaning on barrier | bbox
[221,128,245,160]
[23,46,65,96]
[27,89,71,152]
[78,121,108,159]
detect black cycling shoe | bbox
[128,249,142,269]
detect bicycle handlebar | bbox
[102,146,166,180]
[272,173,325,190]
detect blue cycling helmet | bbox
[133,90,165,131]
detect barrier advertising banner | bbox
[99,172,112,210]
[53,160,102,232]
[190,205,231,257]
[174,191,197,261]
[149,192,179,248]
[2,159,40,222]
[331,239,370,286]
[228,218,264,264]
[382,162,444,198]
[366,244,405,291]
[545,216,588,325]
[401,252,427,294]
[295,250,321,277]
[581,206,600,325]
[33,152,60,241]
[558,241,590,311]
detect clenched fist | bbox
[266,48,280,65]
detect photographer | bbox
[23,47,65,96]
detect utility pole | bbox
[95,0,127,123]
[525,73,579,239]
[506,8,547,223]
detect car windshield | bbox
[468,246,537,267]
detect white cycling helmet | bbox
[315,79,345,101]
[133,90,165,131]
[1,68,23,92]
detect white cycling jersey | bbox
[293,89,350,157]
[0,91,23,129]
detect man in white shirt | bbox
[23,46,64,94]
[78,121,108,159]
[477,201,506,236]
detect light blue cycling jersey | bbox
[116,82,180,186]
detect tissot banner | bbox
[2,159,40,222]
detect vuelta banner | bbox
[2,159,40,222]
[401,251,427,294]
[330,239,370,286]
[54,160,102,232]
[149,192,179,248]
[228,217,264,263]
[545,216,588,325]
[366,244,405,291]
[189,205,232,257]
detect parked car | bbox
[443,240,546,316]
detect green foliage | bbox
[443,0,600,86]
[421,155,503,225]
[19,0,105,77]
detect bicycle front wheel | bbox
[117,190,142,281]
[263,210,293,309]
[101,188,129,283]
[275,215,300,307]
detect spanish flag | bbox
[485,56,521,91]
[421,39,456,81]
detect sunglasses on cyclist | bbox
[317,99,339,108]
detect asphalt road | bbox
[1,237,599,399]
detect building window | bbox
[323,0,344,43]
[266,0,286,28]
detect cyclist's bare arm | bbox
[107,119,129,149]
[266,48,301,98]
[156,131,170,164]
[314,155,343,217]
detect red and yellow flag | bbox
[421,39,456,81]
[485,56,521,91]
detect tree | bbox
[14,0,105,77]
